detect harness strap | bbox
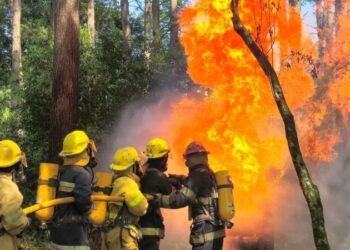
[190,229,226,245]
[55,215,85,224]
[197,196,213,205]
[38,178,59,187]
[194,214,213,223]
[141,227,164,238]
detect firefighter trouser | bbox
[0,234,19,250]
[50,242,90,250]
[192,238,224,250]
[190,220,225,250]
[102,226,139,250]
[139,236,160,250]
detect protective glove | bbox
[168,177,183,190]
[168,174,187,184]
[144,193,162,206]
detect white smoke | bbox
[95,91,193,249]
[96,88,350,250]
[96,92,180,171]
[274,134,350,250]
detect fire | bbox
[163,0,350,236]
[328,3,350,122]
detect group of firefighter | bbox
[0,130,234,250]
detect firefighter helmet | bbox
[144,138,170,159]
[183,141,209,157]
[0,140,27,168]
[59,130,90,157]
[110,147,140,171]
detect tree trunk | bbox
[49,0,80,163]
[11,0,22,86]
[231,1,331,250]
[144,0,151,62]
[288,0,301,9]
[87,0,95,47]
[316,0,336,64]
[316,0,326,61]
[121,0,131,45]
[169,0,180,58]
[152,0,160,52]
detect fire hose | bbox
[23,194,154,215]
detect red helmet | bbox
[183,141,209,157]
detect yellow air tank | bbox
[215,170,235,221]
[35,163,59,222]
[89,172,113,225]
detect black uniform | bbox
[50,166,93,247]
[160,164,225,250]
[139,166,172,250]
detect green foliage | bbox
[0,0,189,248]
[79,26,151,139]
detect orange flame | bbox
[163,0,348,236]
[328,3,350,122]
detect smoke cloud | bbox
[274,135,350,250]
[95,91,193,249]
[96,87,350,250]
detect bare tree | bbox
[87,0,95,47]
[121,0,131,45]
[11,0,22,86]
[49,0,80,162]
[152,0,160,52]
[144,0,151,62]
[231,1,331,250]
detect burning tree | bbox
[230,1,330,249]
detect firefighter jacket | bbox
[50,166,93,247]
[102,172,148,250]
[0,173,29,250]
[159,164,225,249]
[139,167,172,239]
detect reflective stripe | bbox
[109,211,118,221]
[38,178,59,187]
[141,227,164,237]
[180,187,196,201]
[58,181,75,192]
[194,214,213,223]
[2,208,23,224]
[129,193,144,207]
[50,242,90,250]
[197,197,212,205]
[190,229,226,245]
[161,195,170,207]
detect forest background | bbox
[0,0,348,249]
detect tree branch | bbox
[231,1,331,249]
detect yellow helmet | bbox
[0,140,27,168]
[144,137,170,159]
[110,147,140,171]
[59,130,90,157]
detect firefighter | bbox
[0,140,29,250]
[50,130,97,250]
[156,142,225,250]
[139,138,173,250]
[102,146,148,250]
